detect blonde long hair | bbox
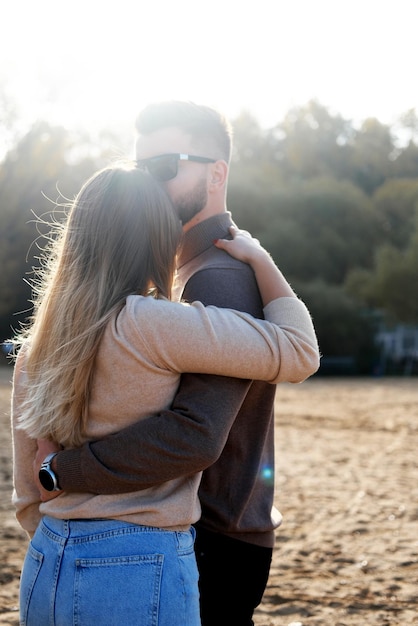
[14,163,182,447]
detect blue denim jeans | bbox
[20,516,200,626]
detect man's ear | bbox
[209,160,229,188]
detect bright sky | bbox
[1,0,417,144]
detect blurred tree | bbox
[347,117,395,194]
[2,102,418,373]
[230,177,382,285]
[232,110,269,163]
[294,278,378,373]
[230,110,286,189]
[274,99,354,181]
[393,141,418,178]
[0,122,98,340]
[346,215,418,325]
[0,82,23,159]
[391,118,418,178]
[372,178,418,248]
[394,107,418,145]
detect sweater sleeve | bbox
[11,353,43,536]
[123,295,319,385]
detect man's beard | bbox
[174,178,208,226]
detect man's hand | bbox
[34,439,63,502]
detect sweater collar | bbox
[177,212,234,269]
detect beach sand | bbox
[0,365,417,625]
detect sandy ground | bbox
[0,365,417,625]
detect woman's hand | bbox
[214,225,296,305]
[214,225,265,264]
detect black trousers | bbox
[194,524,273,626]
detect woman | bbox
[11,163,319,625]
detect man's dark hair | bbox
[135,100,233,163]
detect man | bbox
[38,101,284,626]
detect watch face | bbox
[39,469,56,491]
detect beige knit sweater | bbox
[12,294,319,536]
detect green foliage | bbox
[346,118,395,194]
[372,178,418,248]
[0,122,101,340]
[1,102,418,373]
[294,280,378,373]
[230,177,381,284]
[275,99,355,181]
[346,222,418,325]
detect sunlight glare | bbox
[2,0,417,135]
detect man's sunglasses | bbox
[136,153,216,182]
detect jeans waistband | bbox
[40,516,189,541]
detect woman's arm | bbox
[138,225,317,383]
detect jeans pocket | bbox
[74,554,164,626]
[20,543,44,626]
[176,529,196,556]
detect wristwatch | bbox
[38,452,61,491]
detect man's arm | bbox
[49,263,259,494]
[54,373,251,493]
